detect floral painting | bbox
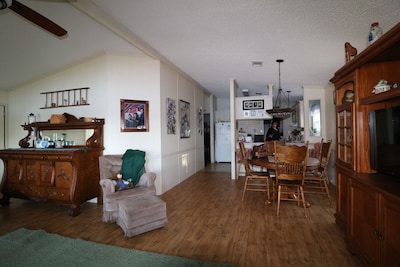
[166,98,176,134]
[197,107,203,135]
[179,100,190,138]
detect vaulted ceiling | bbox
[1,0,400,104]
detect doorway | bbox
[204,113,211,166]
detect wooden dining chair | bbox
[309,138,324,160]
[316,138,324,160]
[235,148,244,179]
[264,140,286,156]
[239,141,273,203]
[305,138,324,174]
[265,140,286,181]
[274,141,309,217]
[304,139,333,206]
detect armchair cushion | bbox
[101,172,154,193]
[100,173,156,201]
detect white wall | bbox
[104,55,163,193]
[237,120,265,136]
[324,83,336,146]
[0,91,9,148]
[160,62,205,192]
[303,85,327,144]
[325,83,337,185]
[4,53,206,195]
[0,91,6,194]
[215,97,230,122]
[160,62,180,193]
[303,84,337,185]
[8,55,109,147]
[194,86,205,171]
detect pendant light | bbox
[267,59,294,119]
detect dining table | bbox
[250,155,320,171]
[249,155,319,208]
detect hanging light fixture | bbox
[267,59,294,119]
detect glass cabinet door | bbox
[337,103,353,165]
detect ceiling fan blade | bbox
[9,0,67,37]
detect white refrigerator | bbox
[215,122,231,162]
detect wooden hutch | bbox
[0,113,104,216]
[330,22,400,266]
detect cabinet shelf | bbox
[18,113,104,149]
[336,102,353,167]
[40,87,89,109]
[338,143,352,148]
[360,88,400,105]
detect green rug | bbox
[0,228,234,267]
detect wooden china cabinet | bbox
[335,83,355,230]
[0,113,104,216]
[330,22,400,266]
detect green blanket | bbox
[121,149,145,186]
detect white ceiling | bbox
[1,0,400,103]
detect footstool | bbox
[117,195,168,237]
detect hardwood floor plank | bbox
[0,163,362,266]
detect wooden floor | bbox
[0,163,361,267]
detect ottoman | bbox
[117,195,168,237]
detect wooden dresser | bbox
[330,22,400,266]
[0,114,104,216]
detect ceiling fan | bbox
[0,0,68,37]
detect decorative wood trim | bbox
[40,88,90,109]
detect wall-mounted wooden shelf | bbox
[41,87,89,109]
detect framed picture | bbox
[179,100,191,138]
[166,97,176,134]
[243,99,264,110]
[197,107,203,135]
[120,99,149,132]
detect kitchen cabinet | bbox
[0,113,104,216]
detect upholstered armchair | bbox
[99,154,156,223]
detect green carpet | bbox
[0,228,234,267]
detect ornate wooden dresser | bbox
[0,113,104,216]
